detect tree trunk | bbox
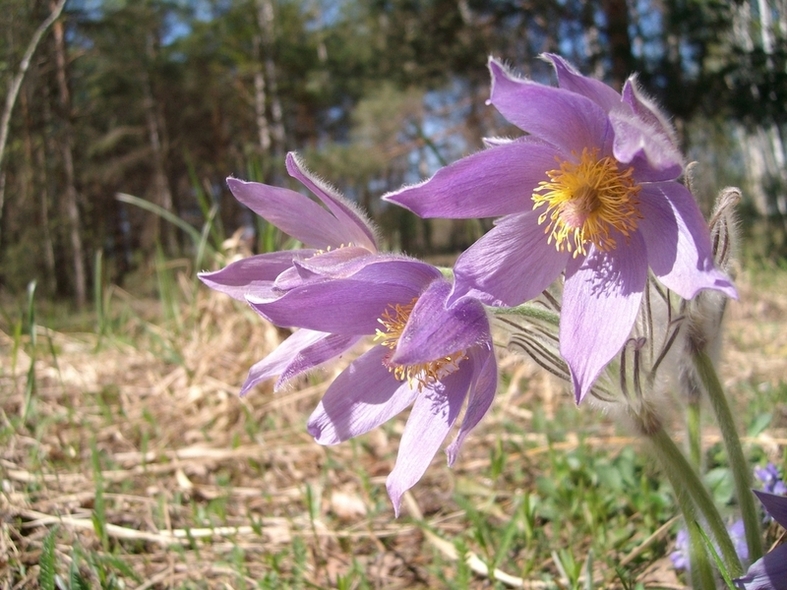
[252,33,272,154]
[0,0,67,243]
[256,0,285,161]
[52,2,87,308]
[143,32,177,254]
[601,0,633,89]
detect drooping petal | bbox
[248,279,419,334]
[543,53,623,113]
[561,233,648,403]
[450,210,570,306]
[609,109,683,179]
[391,280,491,366]
[198,251,310,301]
[386,364,471,515]
[733,544,787,590]
[285,152,378,252]
[239,329,350,395]
[227,177,353,250]
[247,257,441,333]
[382,139,560,219]
[754,490,787,529]
[445,346,497,466]
[307,346,418,444]
[488,58,613,155]
[637,182,737,300]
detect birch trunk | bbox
[256,0,285,159]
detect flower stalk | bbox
[645,424,743,577]
[693,350,763,562]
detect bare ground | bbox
[1,265,785,589]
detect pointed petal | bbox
[227,177,352,250]
[733,544,787,590]
[561,234,648,403]
[754,490,787,529]
[638,182,737,299]
[446,346,497,466]
[543,53,623,113]
[450,210,569,306]
[275,333,361,390]
[285,152,378,252]
[383,140,560,218]
[307,346,418,444]
[622,76,681,154]
[386,366,470,515]
[391,280,491,366]
[488,58,612,155]
[239,329,350,395]
[272,246,374,290]
[198,251,309,301]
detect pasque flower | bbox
[199,152,379,392]
[246,256,497,514]
[384,54,736,403]
[734,491,787,589]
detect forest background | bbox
[1,0,787,306]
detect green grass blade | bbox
[39,526,56,590]
[116,192,213,254]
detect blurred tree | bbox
[2,0,786,301]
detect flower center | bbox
[374,298,466,390]
[532,148,642,257]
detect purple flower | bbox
[384,54,737,403]
[734,491,787,589]
[199,151,378,302]
[671,520,750,573]
[670,527,690,571]
[246,256,497,514]
[755,463,787,497]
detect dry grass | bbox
[1,263,786,589]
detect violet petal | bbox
[382,140,560,219]
[386,365,471,515]
[609,109,683,179]
[561,233,648,403]
[446,346,497,466]
[544,53,623,113]
[734,544,787,590]
[450,210,570,307]
[227,177,353,250]
[754,490,787,530]
[285,153,378,252]
[240,329,333,395]
[306,346,418,444]
[488,58,613,155]
[638,182,737,299]
[248,257,441,333]
[392,280,491,366]
[198,250,308,301]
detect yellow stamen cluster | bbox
[532,148,643,257]
[374,298,466,391]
